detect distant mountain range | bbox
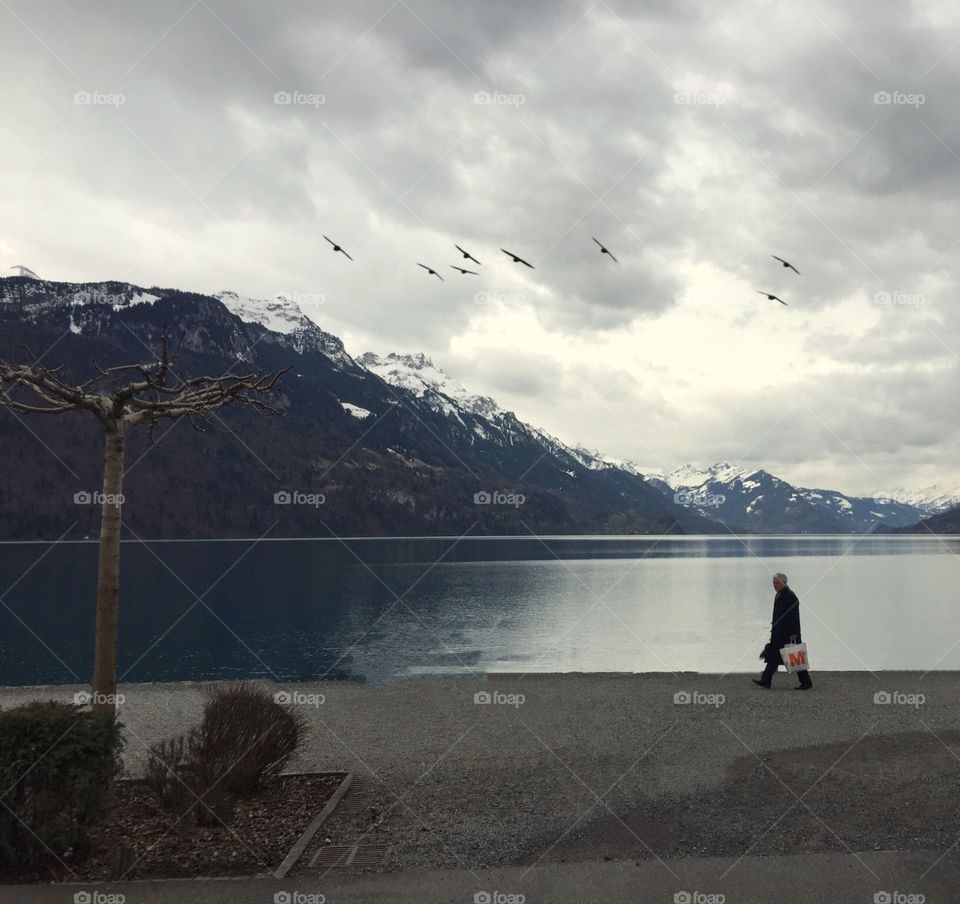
[641,461,956,534]
[878,500,960,535]
[0,271,956,538]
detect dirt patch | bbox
[3,772,343,883]
[530,731,960,863]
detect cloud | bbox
[1,0,958,492]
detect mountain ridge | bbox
[0,274,949,537]
[0,275,710,539]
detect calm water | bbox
[1,535,958,686]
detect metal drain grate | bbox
[310,842,387,868]
[349,844,387,866]
[310,844,353,868]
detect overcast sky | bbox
[1,0,958,494]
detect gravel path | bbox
[2,671,957,875]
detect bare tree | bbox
[0,335,286,717]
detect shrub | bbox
[144,732,235,827]
[192,682,306,797]
[0,701,123,869]
[144,683,306,824]
[144,734,190,813]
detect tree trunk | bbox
[91,421,125,718]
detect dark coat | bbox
[763,586,802,664]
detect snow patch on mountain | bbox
[341,402,371,420]
[359,352,514,427]
[359,352,503,420]
[566,446,646,477]
[663,461,748,489]
[69,288,161,313]
[215,290,310,335]
[638,466,667,480]
[215,290,354,366]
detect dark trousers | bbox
[761,657,812,687]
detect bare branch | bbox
[0,361,111,423]
[1,328,287,434]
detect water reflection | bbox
[0,536,958,685]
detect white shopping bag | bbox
[780,643,810,673]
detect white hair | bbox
[773,572,788,584]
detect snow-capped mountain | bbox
[0,275,708,539]
[360,353,663,491]
[871,482,960,515]
[215,290,355,365]
[360,352,579,461]
[359,352,503,421]
[570,447,646,477]
[650,461,928,532]
[355,354,940,534]
[0,272,945,538]
[664,461,750,491]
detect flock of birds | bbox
[323,234,800,304]
[323,233,542,280]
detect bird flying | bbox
[455,244,481,266]
[772,255,800,275]
[592,237,618,262]
[500,248,535,268]
[450,265,479,275]
[323,236,353,260]
[755,290,787,306]
[418,263,444,281]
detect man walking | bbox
[753,572,813,690]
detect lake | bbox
[1,535,958,686]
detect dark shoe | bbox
[752,678,771,689]
[795,683,812,690]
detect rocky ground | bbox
[2,671,956,881]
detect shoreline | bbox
[1,667,957,693]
